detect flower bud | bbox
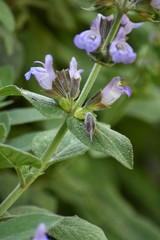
[84,112,96,143]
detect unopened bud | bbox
[84,112,96,143]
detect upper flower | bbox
[109,27,137,64]
[74,14,102,53]
[101,76,132,106]
[25,54,56,90]
[32,223,48,240]
[151,0,160,9]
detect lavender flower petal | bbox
[69,57,83,79]
[121,14,143,35]
[151,0,160,9]
[102,77,131,105]
[109,27,137,64]
[74,15,102,53]
[74,30,101,53]
[33,223,48,240]
[25,54,55,90]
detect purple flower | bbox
[32,223,48,240]
[74,14,102,53]
[121,14,143,35]
[102,77,131,105]
[109,27,137,64]
[25,54,56,90]
[69,57,84,80]
[151,0,160,9]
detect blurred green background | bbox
[0,0,160,239]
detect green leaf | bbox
[32,129,88,163]
[0,210,108,240]
[0,100,13,109]
[0,85,67,119]
[0,123,6,143]
[0,0,15,32]
[9,206,53,217]
[0,66,14,88]
[67,117,134,169]
[49,215,108,240]
[0,113,10,138]
[0,213,62,240]
[6,132,40,151]
[0,144,41,169]
[3,107,47,125]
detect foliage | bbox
[0,0,160,239]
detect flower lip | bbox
[109,27,137,64]
[74,30,101,53]
[74,14,102,53]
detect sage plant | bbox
[0,0,159,239]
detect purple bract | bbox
[25,54,55,90]
[102,76,132,105]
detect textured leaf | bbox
[32,129,88,163]
[0,211,108,240]
[0,85,66,119]
[0,0,15,32]
[49,215,108,240]
[0,213,62,240]
[67,117,133,169]
[0,144,41,169]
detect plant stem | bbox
[15,167,25,188]
[0,120,68,216]
[0,0,128,215]
[72,63,101,112]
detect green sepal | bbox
[74,107,89,120]
[58,97,72,112]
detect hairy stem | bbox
[0,120,68,216]
[15,167,25,188]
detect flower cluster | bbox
[25,55,83,112]
[74,13,143,64]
